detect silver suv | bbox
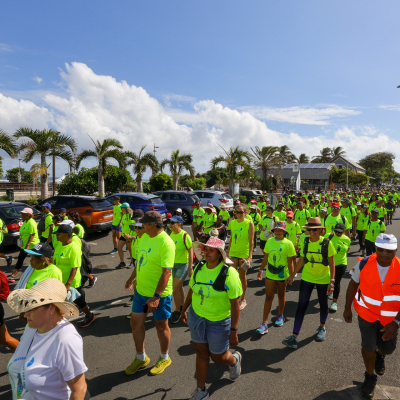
[194,190,234,213]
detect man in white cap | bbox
[175,208,182,217]
[344,233,400,399]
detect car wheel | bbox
[182,210,190,224]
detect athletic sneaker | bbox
[126,314,131,319]
[86,276,97,289]
[6,256,12,267]
[124,296,134,307]
[229,351,242,380]
[7,276,15,283]
[375,351,386,376]
[275,315,285,326]
[256,322,268,335]
[189,387,210,400]
[109,248,118,254]
[149,356,172,375]
[80,313,97,328]
[115,262,126,269]
[125,356,150,375]
[328,293,333,300]
[330,302,338,311]
[239,299,247,310]
[315,326,326,341]
[282,335,298,349]
[170,311,181,324]
[360,372,377,399]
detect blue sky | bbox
[1,1,400,177]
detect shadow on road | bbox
[313,383,363,399]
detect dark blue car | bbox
[105,192,169,221]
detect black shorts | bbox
[0,302,4,328]
[119,236,126,242]
[266,277,286,282]
[260,240,267,251]
[358,316,398,354]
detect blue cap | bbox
[60,208,67,213]
[42,203,52,209]
[169,215,184,224]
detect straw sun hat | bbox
[193,237,233,265]
[7,278,79,318]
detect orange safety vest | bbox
[353,253,400,326]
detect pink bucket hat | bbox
[193,237,233,264]
[20,207,33,214]
[271,221,287,233]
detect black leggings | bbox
[253,230,257,250]
[365,239,375,256]
[73,286,88,310]
[357,230,365,251]
[333,264,347,300]
[15,249,28,271]
[293,280,329,336]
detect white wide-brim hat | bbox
[193,237,233,264]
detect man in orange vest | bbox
[343,233,400,399]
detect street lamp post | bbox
[153,143,159,157]
[18,159,21,183]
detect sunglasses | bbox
[134,226,143,229]
[235,211,244,214]
[168,221,176,225]
[308,228,319,232]
[376,247,396,254]
[332,207,340,210]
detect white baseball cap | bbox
[176,208,182,213]
[356,202,361,206]
[375,233,397,250]
[60,219,75,229]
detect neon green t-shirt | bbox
[229,218,252,258]
[193,207,205,225]
[121,214,134,236]
[325,233,351,266]
[264,237,296,280]
[26,264,63,289]
[375,206,387,219]
[203,213,217,233]
[298,232,310,252]
[41,212,54,239]
[53,242,82,288]
[0,218,5,244]
[136,231,175,297]
[308,207,320,218]
[20,219,40,249]
[75,223,85,239]
[286,221,302,246]
[248,212,261,232]
[189,262,243,321]
[294,209,311,229]
[364,219,386,242]
[339,207,356,229]
[71,234,81,248]
[218,210,230,221]
[170,230,192,264]
[301,236,336,284]
[112,204,122,225]
[132,233,146,259]
[257,202,266,213]
[368,202,376,213]
[322,214,350,234]
[356,213,369,231]
[273,210,287,221]
[52,226,60,250]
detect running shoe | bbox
[6,256,12,267]
[360,372,377,399]
[125,355,150,375]
[80,313,97,328]
[229,351,242,380]
[109,248,118,254]
[375,351,386,376]
[275,315,285,327]
[328,293,333,300]
[86,276,97,289]
[189,387,210,400]
[282,335,298,349]
[239,299,247,311]
[330,302,338,311]
[124,296,134,307]
[256,322,268,335]
[115,262,126,269]
[170,311,181,324]
[149,356,172,375]
[126,314,131,319]
[315,326,326,341]
[7,276,16,283]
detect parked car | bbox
[105,193,169,221]
[240,190,264,202]
[0,202,43,248]
[153,191,200,224]
[194,190,234,213]
[36,195,114,237]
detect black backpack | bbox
[303,235,332,267]
[192,260,229,292]
[367,220,383,229]
[38,216,46,236]
[80,238,92,286]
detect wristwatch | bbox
[394,319,400,327]
[154,293,161,300]
[230,327,238,332]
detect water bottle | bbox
[240,258,250,271]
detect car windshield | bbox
[89,200,112,209]
[1,205,41,218]
[150,197,163,204]
[222,193,232,200]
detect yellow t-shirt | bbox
[264,237,296,280]
[170,230,193,264]
[53,242,82,288]
[229,218,252,258]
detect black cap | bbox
[333,223,346,233]
[56,224,73,234]
[24,242,53,257]
[140,211,163,224]
[114,196,120,200]
[134,209,144,218]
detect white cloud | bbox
[0,62,400,177]
[240,105,361,125]
[379,104,400,111]
[163,93,196,107]
[0,43,13,53]
[32,76,43,84]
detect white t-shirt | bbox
[8,318,87,400]
[350,260,389,284]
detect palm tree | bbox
[14,128,76,199]
[312,147,333,163]
[75,136,123,196]
[290,153,310,164]
[251,146,283,191]
[331,146,346,158]
[211,146,251,194]
[124,146,159,192]
[278,145,292,164]
[0,129,18,157]
[160,150,195,190]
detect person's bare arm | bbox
[181,288,193,324]
[286,256,305,284]
[257,252,269,280]
[229,297,240,348]
[288,256,296,276]
[46,224,54,244]
[246,222,254,263]
[146,268,172,312]
[25,233,35,249]
[343,279,359,323]
[66,268,77,292]
[67,373,87,400]
[327,255,335,295]
[362,230,367,244]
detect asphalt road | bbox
[1,219,400,400]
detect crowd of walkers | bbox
[0,188,399,400]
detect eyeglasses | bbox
[332,207,340,210]
[376,247,396,254]
[235,211,244,214]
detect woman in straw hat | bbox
[282,217,336,349]
[7,278,89,400]
[181,237,243,400]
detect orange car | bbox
[36,195,114,237]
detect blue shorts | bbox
[172,263,188,280]
[112,224,122,232]
[187,305,231,354]
[132,291,172,321]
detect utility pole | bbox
[18,159,21,183]
[153,143,159,157]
